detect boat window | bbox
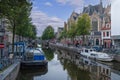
[85,61,89,64]
[34,53,42,55]
[85,50,88,52]
[91,54,98,56]
[90,50,93,52]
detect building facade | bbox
[56,27,64,39]
[0,18,8,58]
[82,0,104,46]
[67,11,79,30]
[65,0,111,47]
[101,5,111,48]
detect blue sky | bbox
[32,0,73,20]
[31,0,111,36]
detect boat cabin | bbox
[25,49,45,61]
[81,48,96,53]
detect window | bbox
[103,32,105,37]
[85,50,88,53]
[107,32,109,37]
[106,24,109,28]
[92,18,98,31]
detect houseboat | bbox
[21,49,48,69]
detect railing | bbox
[0,58,15,71]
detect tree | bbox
[67,22,77,42]
[42,25,55,40]
[59,29,67,40]
[0,0,33,54]
[15,5,36,40]
[77,13,91,46]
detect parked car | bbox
[92,46,103,52]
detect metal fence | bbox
[0,58,14,71]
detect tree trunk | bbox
[71,37,74,46]
[12,22,15,57]
[19,35,21,42]
[21,36,23,41]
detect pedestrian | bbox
[76,41,79,47]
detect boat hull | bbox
[96,58,113,62]
[21,60,48,69]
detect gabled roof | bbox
[83,4,104,16]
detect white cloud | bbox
[56,0,68,4]
[31,9,64,36]
[45,2,53,7]
[56,0,84,13]
[56,0,84,6]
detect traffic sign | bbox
[0,43,4,48]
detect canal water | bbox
[16,48,120,80]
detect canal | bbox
[16,48,120,80]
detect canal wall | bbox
[49,43,80,53]
[49,43,120,62]
[0,61,20,80]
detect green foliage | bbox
[77,13,91,36]
[59,50,91,80]
[42,48,54,61]
[59,29,67,40]
[0,0,36,53]
[67,22,77,38]
[42,25,55,40]
[77,13,91,45]
[0,0,36,39]
[62,59,91,80]
[59,14,91,42]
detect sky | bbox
[31,0,111,36]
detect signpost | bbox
[0,43,4,48]
[8,42,26,58]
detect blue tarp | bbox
[34,55,44,60]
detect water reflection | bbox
[57,50,91,80]
[61,58,91,80]
[17,48,120,80]
[16,66,48,80]
[34,53,68,80]
[42,48,55,61]
[58,50,120,80]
